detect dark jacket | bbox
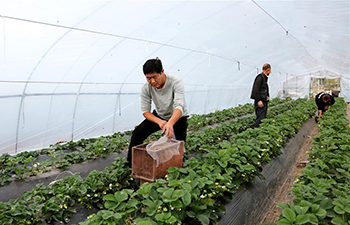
[250,73,269,101]
[315,92,335,111]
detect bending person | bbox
[315,91,335,120]
[127,58,188,167]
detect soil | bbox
[259,124,319,224]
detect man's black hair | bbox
[262,63,271,70]
[143,58,163,75]
[322,94,331,102]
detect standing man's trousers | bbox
[254,100,268,128]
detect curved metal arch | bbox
[45,35,104,143]
[14,2,111,152]
[73,2,188,136]
[113,1,239,127]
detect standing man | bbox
[315,91,335,121]
[250,63,271,127]
[127,58,188,167]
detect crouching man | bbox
[127,58,188,167]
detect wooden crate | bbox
[131,140,184,183]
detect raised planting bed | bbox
[0,98,289,188]
[0,132,129,187]
[0,152,126,202]
[218,117,316,225]
[0,97,298,224]
[76,99,316,225]
[0,158,136,225]
[272,98,350,225]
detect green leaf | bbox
[167,167,178,173]
[306,214,318,224]
[331,216,347,225]
[115,191,128,203]
[135,220,157,225]
[217,160,228,168]
[334,206,345,214]
[197,214,210,225]
[163,188,174,199]
[146,200,162,216]
[314,208,327,217]
[103,194,116,202]
[345,204,350,213]
[142,199,153,207]
[276,203,291,209]
[277,219,292,225]
[128,199,139,208]
[169,180,182,187]
[138,183,152,195]
[182,183,192,192]
[295,214,309,224]
[173,190,185,199]
[172,199,183,208]
[186,211,196,218]
[114,213,123,219]
[182,192,191,206]
[155,213,171,222]
[167,216,177,223]
[282,208,296,222]
[105,201,118,210]
[320,198,333,209]
[294,206,308,215]
[101,210,114,220]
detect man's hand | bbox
[162,108,182,139]
[162,122,174,139]
[258,100,264,108]
[318,110,323,118]
[157,120,167,130]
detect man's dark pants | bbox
[254,100,268,127]
[127,111,188,167]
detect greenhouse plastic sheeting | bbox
[0,0,349,154]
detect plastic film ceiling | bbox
[0,0,349,154]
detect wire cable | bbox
[0,14,258,69]
[251,0,324,70]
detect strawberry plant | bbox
[79,99,315,225]
[0,132,129,186]
[0,97,290,187]
[0,158,134,224]
[273,98,350,225]
[0,97,298,224]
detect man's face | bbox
[264,68,271,76]
[145,70,165,89]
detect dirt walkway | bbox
[260,125,319,224]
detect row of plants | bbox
[146,97,292,142]
[0,158,135,225]
[0,98,303,224]
[78,99,315,225]
[185,99,303,153]
[0,132,129,186]
[0,97,290,187]
[187,97,291,131]
[271,98,350,225]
